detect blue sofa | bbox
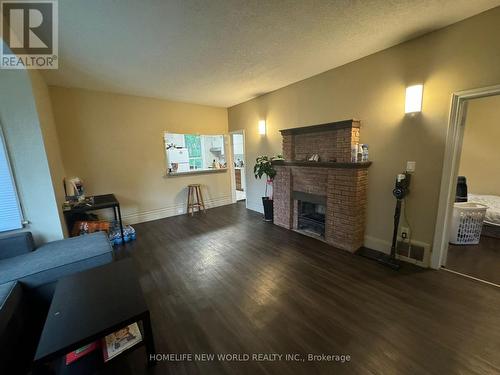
[0,231,114,373]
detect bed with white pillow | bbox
[468,194,500,225]
[468,194,500,238]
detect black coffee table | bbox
[34,259,156,369]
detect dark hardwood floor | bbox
[109,202,500,375]
[446,236,500,285]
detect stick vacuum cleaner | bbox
[377,172,411,270]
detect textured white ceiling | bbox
[42,0,500,107]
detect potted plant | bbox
[254,154,283,221]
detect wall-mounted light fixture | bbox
[405,84,424,114]
[258,120,266,135]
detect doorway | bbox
[230,131,246,202]
[432,85,500,286]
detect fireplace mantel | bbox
[272,160,371,169]
[279,119,360,135]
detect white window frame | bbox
[0,123,24,232]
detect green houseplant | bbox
[254,154,283,221]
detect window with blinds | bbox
[0,129,23,232]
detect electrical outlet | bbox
[400,226,409,240]
[177,208,184,214]
[406,161,416,172]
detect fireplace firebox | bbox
[298,201,326,237]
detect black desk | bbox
[34,259,156,369]
[64,194,124,242]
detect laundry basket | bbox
[449,202,488,245]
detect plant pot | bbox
[262,197,274,222]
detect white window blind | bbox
[0,129,23,232]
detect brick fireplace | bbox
[272,119,371,252]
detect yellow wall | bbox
[49,87,231,224]
[459,95,500,196]
[228,7,500,257]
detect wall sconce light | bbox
[258,120,266,135]
[405,84,423,114]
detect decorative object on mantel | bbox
[253,154,283,221]
[351,143,369,163]
[308,154,320,162]
[272,119,372,252]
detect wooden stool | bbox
[187,184,206,216]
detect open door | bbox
[229,131,246,203]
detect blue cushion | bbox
[0,281,22,333]
[0,232,35,260]
[0,232,113,288]
[0,281,18,310]
[0,281,26,373]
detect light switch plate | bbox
[400,226,409,239]
[406,161,416,172]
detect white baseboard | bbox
[364,235,391,255]
[364,235,430,268]
[119,195,232,225]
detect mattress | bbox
[468,194,500,226]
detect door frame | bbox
[228,129,248,207]
[431,84,500,269]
